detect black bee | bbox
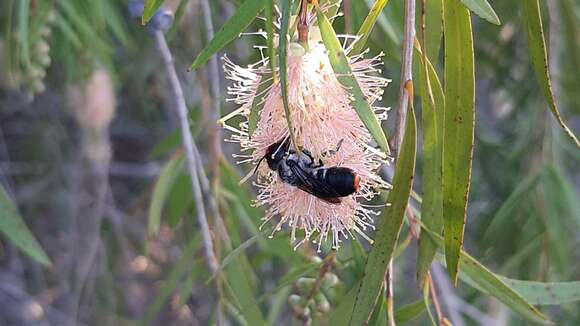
[263,138,360,204]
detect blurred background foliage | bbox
[0,0,579,325]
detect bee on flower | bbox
[221,3,391,251]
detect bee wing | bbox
[287,163,342,200]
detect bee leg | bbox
[335,139,344,152]
[321,139,344,158]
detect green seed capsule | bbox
[288,294,302,307]
[321,273,339,288]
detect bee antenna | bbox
[238,157,265,185]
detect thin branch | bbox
[431,264,466,326]
[192,150,233,248]
[306,250,336,302]
[385,1,416,325]
[153,30,219,273]
[200,0,223,181]
[393,0,416,155]
[427,272,444,323]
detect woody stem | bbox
[298,0,311,50]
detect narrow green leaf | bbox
[442,0,475,285]
[0,184,51,267]
[316,8,391,155]
[189,0,266,71]
[483,172,538,240]
[368,289,388,326]
[418,223,549,323]
[457,253,548,323]
[248,75,270,136]
[207,235,259,283]
[521,0,580,147]
[223,256,267,325]
[148,153,184,236]
[350,106,416,325]
[394,300,426,324]
[58,1,112,56]
[328,282,360,326]
[267,286,292,324]
[102,0,130,46]
[425,0,443,63]
[365,0,401,46]
[17,0,30,66]
[423,281,438,326]
[142,0,165,25]
[54,13,82,49]
[166,173,193,227]
[178,269,196,307]
[278,0,299,149]
[149,129,181,159]
[416,48,445,286]
[349,0,391,56]
[264,0,276,80]
[499,279,580,305]
[363,0,400,46]
[460,0,501,25]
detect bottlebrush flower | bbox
[222,34,391,251]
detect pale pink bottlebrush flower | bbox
[222,39,391,251]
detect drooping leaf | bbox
[166,173,193,227]
[368,288,388,326]
[521,0,580,147]
[499,278,580,305]
[316,7,391,155]
[248,75,270,136]
[264,0,276,80]
[483,172,538,240]
[416,47,445,286]
[456,253,548,323]
[142,0,165,24]
[350,106,416,325]
[58,0,112,56]
[207,235,259,283]
[278,0,299,148]
[424,0,443,63]
[419,223,549,323]
[148,152,184,236]
[349,0,391,56]
[423,280,438,326]
[223,254,267,325]
[394,300,426,324]
[460,0,501,25]
[363,0,400,46]
[0,184,51,267]
[17,0,31,65]
[442,0,475,285]
[328,282,360,326]
[189,0,266,71]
